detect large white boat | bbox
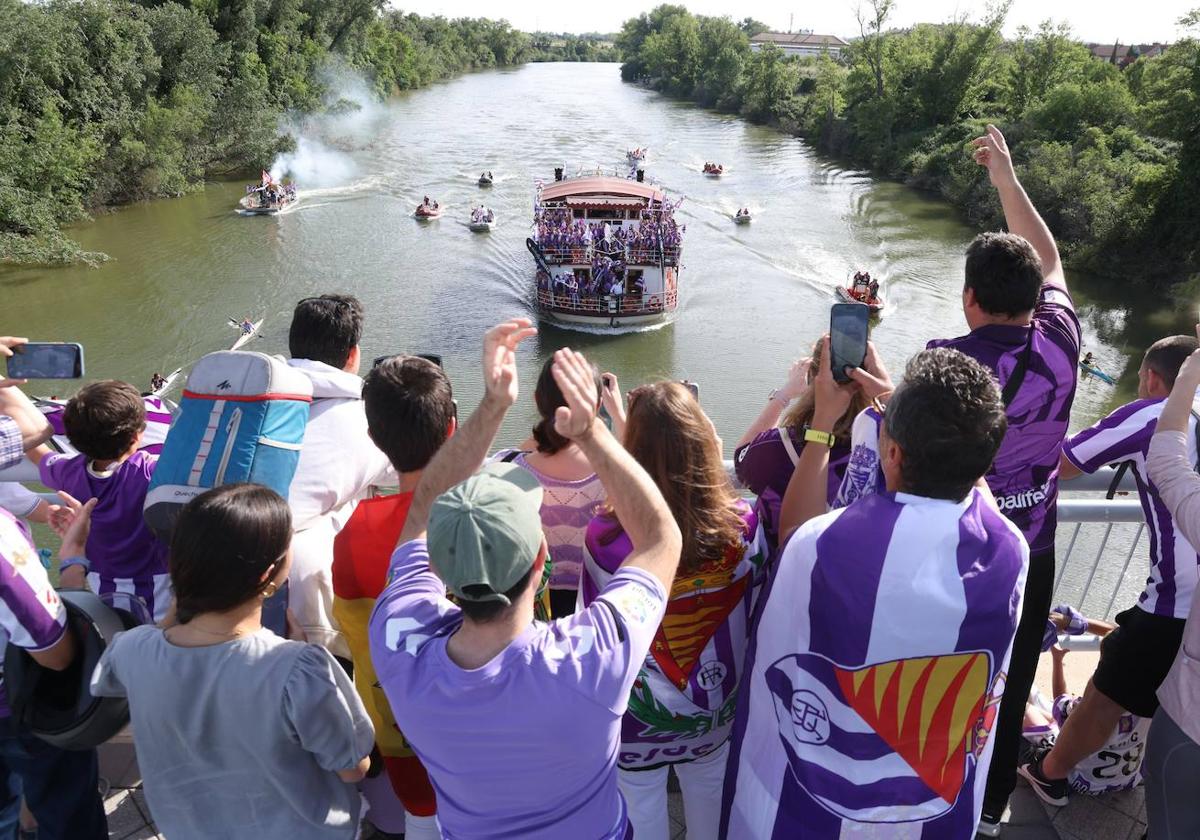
[528,172,683,328]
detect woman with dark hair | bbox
[493,356,606,618]
[91,484,374,839]
[734,338,879,550]
[579,382,767,840]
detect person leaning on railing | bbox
[1143,332,1200,839]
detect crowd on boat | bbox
[470,206,495,224]
[244,171,297,208]
[3,125,1200,840]
[535,206,684,263]
[847,269,882,304]
[702,161,724,175]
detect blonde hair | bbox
[779,338,870,441]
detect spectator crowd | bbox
[0,124,1197,840]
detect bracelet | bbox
[803,428,835,448]
[59,555,90,573]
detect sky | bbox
[394,0,1192,45]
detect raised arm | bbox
[552,348,682,592]
[396,319,537,546]
[735,357,810,449]
[972,125,1065,291]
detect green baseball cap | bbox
[427,462,545,605]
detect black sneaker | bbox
[1017,756,1070,807]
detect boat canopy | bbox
[541,176,663,203]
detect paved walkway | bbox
[102,736,1144,840]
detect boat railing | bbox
[535,243,681,266]
[536,288,678,314]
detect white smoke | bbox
[268,61,385,188]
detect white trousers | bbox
[618,741,729,840]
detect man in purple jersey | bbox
[0,498,106,839]
[369,321,683,840]
[923,126,1081,835]
[1018,335,1197,805]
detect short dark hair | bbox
[1143,336,1198,389]
[532,356,601,455]
[884,348,1008,502]
[363,356,455,472]
[169,484,292,624]
[63,380,146,460]
[457,565,537,624]
[964,232,1044,318]
[288,294,364,368]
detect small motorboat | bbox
[478,174,493,187]
[834,284,885,314]
[733,210,752,225]
[229,318,264,351]
[703,163,725,177]
[239,183,297,215]
[415,203,441,220]
[469,209,496,232]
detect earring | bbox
[262,582,279,598]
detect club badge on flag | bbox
[765,650,1003,825]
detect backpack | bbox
[143,351,312,538]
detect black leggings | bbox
[983,547,1055,815]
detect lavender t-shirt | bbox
[39,451,170,619]
[927,285,1081,553]
[369,539,667,839]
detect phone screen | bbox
[6,343,84,379]
[829,304,869,384]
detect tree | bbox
[856,0,894,99]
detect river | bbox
[1,62,1188,460]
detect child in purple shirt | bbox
[29,381,169,620]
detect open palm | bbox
[551,348,599,440]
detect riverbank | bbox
[615,8,1199,291]
[0,1,531,267]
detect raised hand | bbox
[812,335,855,428]
[481,318,537,407]
[970,124,1016,189]
[0,336,27,388]
[779,357,813,401]
[551,348,600,441]
[847,340,894,401]
[58,495,97,562]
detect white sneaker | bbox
[975,806,1009,837]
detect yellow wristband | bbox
[804,428,835,448]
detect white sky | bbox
[394,0,1192,44]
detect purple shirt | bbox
[369,539,668,839]
[735,427,850,549]
[39,451,169,619]
[0,510,67,717]
[1063,397,1200,618]
[927,285,1081,553]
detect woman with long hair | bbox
[580,382,767,840]
[734,338,878,549]
[493,356,606,617]
[92,484,374,839]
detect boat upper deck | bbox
[539,175,664,204]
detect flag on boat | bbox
[719,489,1028,839]
[261,169,271,187]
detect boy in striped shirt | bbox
[1019,334,1198,804]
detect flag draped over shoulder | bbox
[720,489,1029,839]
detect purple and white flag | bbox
[720,489,1028,839]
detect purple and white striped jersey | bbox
[834,407,885,510]
[0,509,67,717]
[927,286,1081,554]
[1063,397,1200,618]
[720,489,1028,839]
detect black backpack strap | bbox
[1001,329,1036,408]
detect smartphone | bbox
[829,304,869,385]
[679,380,700,400]
[372,352,443,369]
[6,342,84,379]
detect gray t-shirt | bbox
[92,626,374,840]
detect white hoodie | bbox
[286,358,394,655]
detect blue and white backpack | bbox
[144,351,312,539]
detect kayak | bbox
[229,318,264,351]
[1080,363,1115,384]
[834,285,885,314]
[151,367,183,398]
